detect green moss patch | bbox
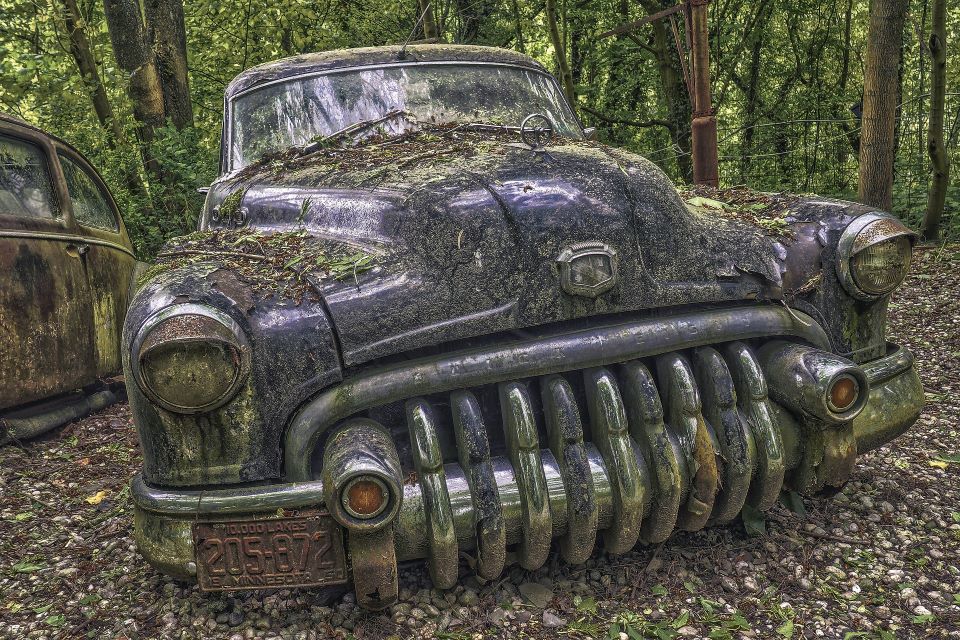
[144,229,376,304]
[677,185,804,238]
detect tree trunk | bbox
[545,0,575,108]
[739,0,771,183]
[510,0,525,52]
[922,0,949,241]
[144,0,193,129]
[59,0,125,146]
[640,0,692,181]
[418,0,438,40]
[103,0,165,177]
[103,0,165,132]
[858,0,908,210]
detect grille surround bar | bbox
[285,307,829,481]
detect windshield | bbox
[229,63,582,170]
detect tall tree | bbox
[418,0,438,40]
[545,0,575,107]
[858,0,909,209]
[144,0,193,129]
[922,0,950,241]
[103,0,165,176]
[58,0,125,145]
[639,0,692,181]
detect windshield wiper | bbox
[303,109,411,153]
[447,122,520,134]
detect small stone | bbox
[721,577,738,592]
[518,582,554,608]
[678,626,699,637]
[458,590,478,606]
[488,608,508,626]
[542,611,566,628]
[743,577,759,592]
[914,605,932,616]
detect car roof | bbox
[225,44,548,100]
[0,112,90,160]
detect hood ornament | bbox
[520,113,554,150]
[557,242,618,298]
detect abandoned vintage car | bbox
[126,45,924,608]
[0,113,134,445]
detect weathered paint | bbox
[0,115,134,415]
[126,46,925,605]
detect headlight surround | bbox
[837,214,915,300]
[132,304,249,414]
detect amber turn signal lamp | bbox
[828,376,859,413]
[342,477,389,519]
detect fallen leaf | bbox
[687,196,728,210]
[85,490,108,505]
[929,460,949,469]
[78,458,90,466]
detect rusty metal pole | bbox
[688,0,719,186]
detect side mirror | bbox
[583,127,598,141]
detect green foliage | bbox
[0,0,957,256]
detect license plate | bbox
[193,515,348,591]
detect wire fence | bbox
[640,93,960,234]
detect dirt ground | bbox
[1,245,958,640]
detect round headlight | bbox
[132,305,249,414]
[850,235,912,295]
[837,214,915,300]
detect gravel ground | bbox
[1,244,959,640]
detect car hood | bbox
[210,137,788,367]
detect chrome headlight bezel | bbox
[131,304,250,414]
[836,213,916,301]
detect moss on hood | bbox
[140,229,377,303]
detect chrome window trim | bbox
[225,61,581,172]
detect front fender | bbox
[123,261,342,486]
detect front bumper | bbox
[132,331,923,607]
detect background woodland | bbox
[0,0,956,258]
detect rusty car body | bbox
[125,45,924,608]
[0,114,134,444]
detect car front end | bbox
[124,45,924,609]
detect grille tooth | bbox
[657,353,718,531]
[451,391,505,580]
[583,368,648,554]
[723,342,786,510]
[498,382,552,570]
[693,347,756,525]
[395,345,801,581]
[407,398,459,588]
[620,360,684,544]
[541,375,597,564]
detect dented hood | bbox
[215,139,787,367]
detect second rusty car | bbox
[0,113,134,444]
[125,45,924,608]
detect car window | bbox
[58,153,118,231]
[0,134,60,219]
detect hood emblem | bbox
[557,242,618,298]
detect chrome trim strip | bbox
[131,473,325,515]
[230,60,553,99]
[861,343,914,385]
[0,229,134,258]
